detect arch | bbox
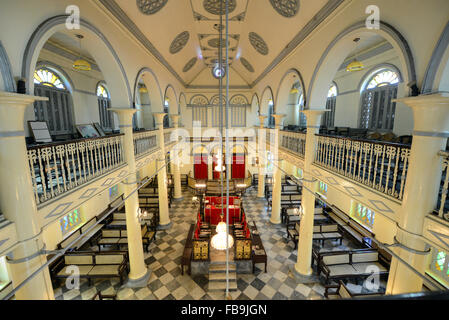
[250,93,260,111]
[230,94,249,105]
[259,86,274,116]
[422,20,449,93]
[191,143,210,155]
[164,84,178,114]
[328,81,338,97]
[189,94,209,105]
[274,68,307,111]
[22,15,132,107]
[0,40,16,92]
[210,94,226,105]
[178,92,187,115]
[133,67,164,110]
[35,61,75,93]
[307,20,416,109]
[357,63,403,93]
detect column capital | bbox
[170,114,180,127]
[395,93,449,134]
[153,112,167,127]
[258,114,267,123]
[300,109,328,128]
[109,108,136,127]
[0,91,48,132]
[272,114,285,128]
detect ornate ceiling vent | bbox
[248,32,269,55]
[136,0,168,15]
[269,0,300,18]
[207,38,229,48]
[183,57,197,72]
[203,0,236,15]
[169,31,190,54]
[240,57,254,72]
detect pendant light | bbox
[73,34,92,71]
[346,37,364,72]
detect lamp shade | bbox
[346,60,364,72]
[73,59,91,71]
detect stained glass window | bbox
[366,70,399,89]
[33,68,66,89]
[351,202,375,229]
[59,208,83,236]
[96,84,109,98]
[328,84,338,97]
[427,248,449,288]
[318,181,328,195]
[109,185,118,201]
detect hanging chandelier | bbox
[73,34,92,71]
[211,221,234,250]
[346,37,364,72]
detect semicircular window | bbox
[203,0,236,15]
[240,57,254,73]
[33,68,66,89]
[249,32,269,55]
[169,31,190,54]
[137,0,168,15]
[269,0,300,18]
[183,57,197,72]
[366,69,399,89]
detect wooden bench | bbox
[97,224,156,252]
[325,280,384,299]
[107,210,159,228]
[52,251,129,285]
[268,193,302,210]
[318,249,390,284]
[181,224,195,275]
[57,216,104,252]
[251,222,267,273]
[287,223,343,249]
[328,209,374,245]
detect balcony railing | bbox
[28,134,125,205]
[133,130,158,157]
[435,150,449,222]
[280,130,306,158]
[314,134,410,201]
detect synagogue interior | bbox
[1,0,449,301]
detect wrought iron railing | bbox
[280,130,306,157]
[133,130,158,157]
[314,134,410,200]
[28,134,125,205]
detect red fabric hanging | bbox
[194,154,208,180]
[232,154,245,179]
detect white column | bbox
[170,114,183,200]
[295,109,326,276]
[386,93,449,294]
[110,108,150,286]
[270,114,285,225]
[0,92,54,300]
[257,115,267,199]
[153,113,171,228]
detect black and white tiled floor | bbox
[54,186,384,300]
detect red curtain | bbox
[232,154,245,179]
[194,154,208,180]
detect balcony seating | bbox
[324,280,384,299]
[318,249,390,284]
[51,251,129,285]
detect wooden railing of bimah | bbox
[27,134,125,205]
[133,130,158,157]
[435,150,449,222]
[280,130,306,158]
[314,134,411,201]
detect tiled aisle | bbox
[54,186,372,300]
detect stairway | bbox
[208,262,237,291]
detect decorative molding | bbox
[185,84,251,89]
[22,15,132,105]
[98,0,187,86]
[269,0,300,18]
[422,20,449,94]
[251,0,344,87]
[0,41,16,92]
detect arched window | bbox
[322,83,338,128]
[33,67,74,136]
[96,83,113,132]
[268,99,275,127]
[359,68,400,131]
[163,99,170,128]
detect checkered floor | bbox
[54,186,385,300]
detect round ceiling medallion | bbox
[240,57,254,73]
[183,57,197,72]
[248,32,269,55]
[269,0,300,18]
[136,0,168,15]
[169,31,190,54]
[207,38,229,49]
[203,0,236,15]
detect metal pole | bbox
[225,0,230,299]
